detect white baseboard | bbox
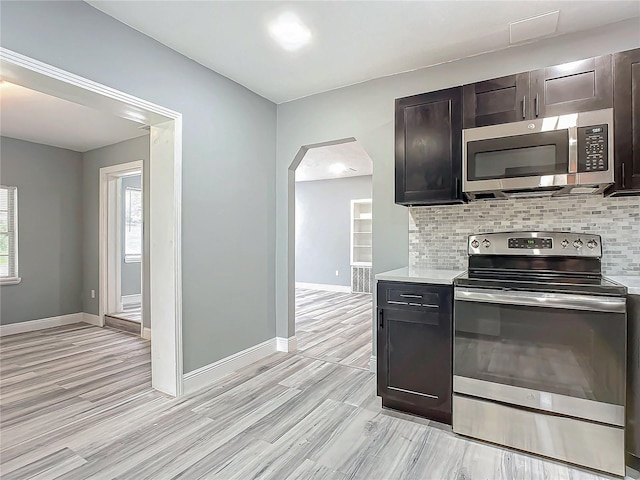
[82,313,102,326]
[121,294,142,307]
[183,338,277,395]
[295,282,351,293]
[141,327,151,340]
[369,355,377,373]
[0,313,85,337]
[276,336,297,352]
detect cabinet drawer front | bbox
[377,281,451,311]
[386,288,439,309]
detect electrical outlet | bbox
[335,270,339,276]
[91,289,96,299]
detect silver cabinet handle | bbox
[522,95,526,119]
[535,93,540,117]
[455,287,626,313]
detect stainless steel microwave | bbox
[462,109,614,200]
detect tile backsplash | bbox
[409,195,640,276]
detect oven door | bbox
[453,286,626,426]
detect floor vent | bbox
[351,266,372,294]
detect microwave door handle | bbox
[454,287,626,313]
[568,126,578,173]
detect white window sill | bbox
[0,277,22,286]
[124,255,142,264]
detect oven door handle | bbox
[454,287,626,313]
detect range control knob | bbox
[482,239,491,248]
[587,239,598,249]
[573,239,583,249]
[471,239,479,248]
[561,239,569,248]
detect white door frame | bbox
[0,47,184,397]
[99,161,143,322]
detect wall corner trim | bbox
[182,338,278,395]
[295,282,351,293]
[369,355,377,373]
[82,313,102,326]
[141,327,151,340]
[0,313,85,336]
[276,336,297,352]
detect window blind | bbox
[0,186,18,279]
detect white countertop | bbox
[608,276,640,295]
[375,267,464,285]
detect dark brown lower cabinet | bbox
[377,281,452,424]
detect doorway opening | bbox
[101,162,145,337]
[1,47,183,396]
[292,138,373,369]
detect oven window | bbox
[467,130,569,181]
[454,300,625,405]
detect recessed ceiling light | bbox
[268,12,311,51]
[329,163,348,175]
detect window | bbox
[0,186,19,284]
[124,187,142,263]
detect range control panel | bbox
[578,124,608,173]
[508,237,553,249]
[469,232,602,257]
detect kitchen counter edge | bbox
[375,267,464,285]
[608,276,640,296]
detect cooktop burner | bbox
[455,271,627,296]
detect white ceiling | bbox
[87,1,640,104]
[296,141,373,182]
[0,81,148,152]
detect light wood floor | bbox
[1,321,631,479]
[295,288,372,370]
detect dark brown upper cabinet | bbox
[395,87,463,206]
[609,48,640,195]
[530,55,613,118]
[463,73,530,128]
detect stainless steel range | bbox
[452,231,627,476]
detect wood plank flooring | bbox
[295,288,372,370]
[1,321,634,479]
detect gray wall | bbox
[82,137,149,328]
[410,195,640,276]
[276,19,640,343]
[120,174,141,298]
[296,175,372,287]
[1,1,277,373]
[0,137,83,324]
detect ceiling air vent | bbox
[509,10,560,44]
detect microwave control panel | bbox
[577,124,608,173]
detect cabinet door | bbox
[377,282,452,424]
[611,48,640,194]
[395,87,463,206]
[530,55,613,118]
[463,73,530,128]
